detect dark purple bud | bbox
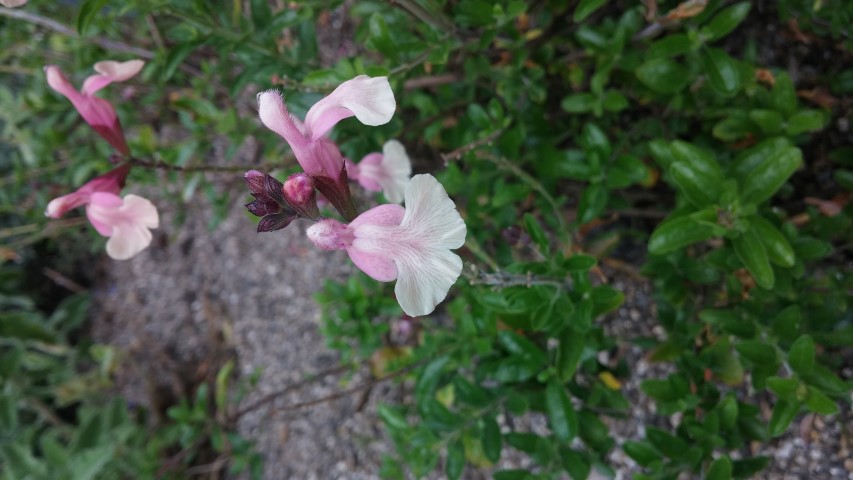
[257,212,297,232]
[245,199,279,217]
[245,170,267,195]
[283,173,319,219]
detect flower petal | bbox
[0,0,28,7]
[353,153,383,192]
[86,192,124,236]
[45,65,83,103]
[257,90,309,152]
[394,248,463,317]
[347,204,405,282]
[82,59,145,95]
[401,174,466,249]
[46,191,90,219]
[304,76,395,139]
[378,140,412,203]
[105,223,153,260]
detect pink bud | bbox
[283,173,319,219]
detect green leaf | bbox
[793,237,832,260]
[719,394,738,429]
[749,109,784,135]
[446,439,465,480]
[556,328,585,382]
[68,445,114,480]
[591,286,624,316]
[769,399,799,437]
[788,335,815,375]
[481,416,502,462]
[76,0,109,35]
[648,211,719,255]
[577,183,608,224]
[1,444,48,478]
[701,47,741,95]
[730,137,792,180]
[646,427,688,458]
[772,72,797,116]
[646,34,692,59]
[602,90,629,112]
[494,470,534,480]
[562,255,596,272]
[772,306,801,341]
[560,447,591,480]
[580,123,611,156]
[732,457,771,478]
[701,2,751,42]
[785,110,827,135]
[740,146,802,205]
[706,456,733,480]
[523,213,550,255]
[735,340,778,365]
[574,0,609,22]
[378,406,409,431]
[0,312,55,343]
[733,229,775,289]
[162,42,198,82]
[545,380,578,443]
[750,216,795,267]
[804,387,838,415]
[368,13,395,57]
[670,161,722,207]
[623,441,661,467]
[636,58,689,94]
[766,376,801,402]
[415,356,450,402]
[561,93,597,113]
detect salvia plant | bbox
[1,0,850,479]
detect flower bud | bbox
[244,170,296,232]
[283,173,320,219]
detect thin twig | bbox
[0,8,154,59]
[229,363,351,420]
[440,126,507,166]
[128,157,289,174]
[404,73,461,90]
[185,456,229,476]
[42,267,86,293]
[273,360,425,414]
[465,270,570,290]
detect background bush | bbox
[1,0,851,478]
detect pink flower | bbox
[257,75,396,220]
[307,174,466,316]
[0,0,28,7]
[346,140,412,204]
[45,164,130,218]
[45,60,145,155]
[46,164,158,260]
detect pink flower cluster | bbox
[249,76,466,316]
[44,60,159,260]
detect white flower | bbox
[307,174,466,316]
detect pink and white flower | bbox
[346,139,412,204]
[307,174,466,316]
[0,0,28,7]
[257,75,396,220]
[46,164,158,260]
[45,60,145,155]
